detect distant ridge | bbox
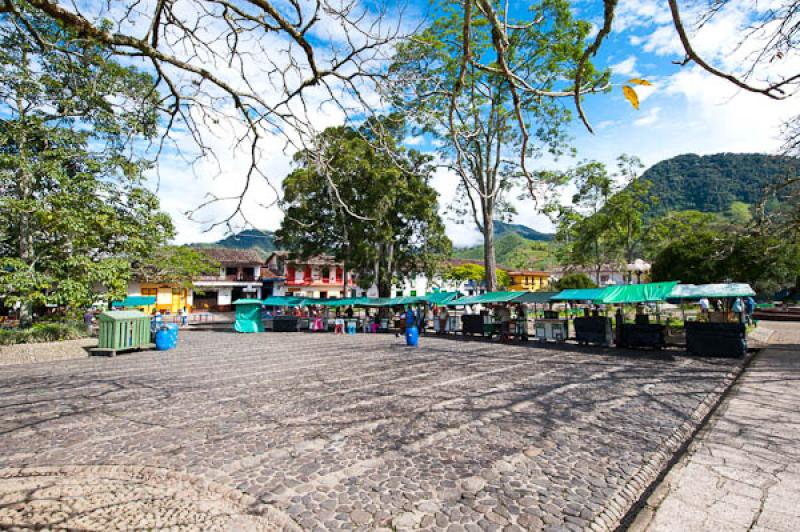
[493,220,553,242]
[191,229,276,259]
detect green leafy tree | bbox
[551,161,616,284]
[132,247,220,289]
[0,9,172,321]
[277,119,451,297]
[551,272,597,290]
[392,0,606,292]
[445,263,511,290]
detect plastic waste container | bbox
[155,324,179,351]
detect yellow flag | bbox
[628,78,653,86]
[623,85,639,109]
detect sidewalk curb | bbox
[587,351,757,532]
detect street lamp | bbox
[626,259,651,284]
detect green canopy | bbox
[669,283,755,299]
[550,287,611,302]
[262,295,305,307]
[112,296,156,308]
[600,281,679,304]
[446,291,524,306]
[232,298,264,305]
[513,291,559,304]
[234,299,264,333]
[316,297,365,307]
[420,292,460,305]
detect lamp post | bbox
[626,259,651,285]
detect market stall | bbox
[550,288,612,346]
[232,298,265,333]
[669,283,754,357]
[601,281,678,350]
[514,291,563,342]
[445,292,522,338]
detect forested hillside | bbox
[192,229,276,259]
[452,232,556,270]
[641,153,800,215]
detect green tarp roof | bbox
[445,291,523,306]
[421,292,460,305]
[112,296,156,308]
[232,298,264,305]
[550,287,611,302]
[514,291,559,304]
[262,296,306,306]
[669,283,755,299]
[600,281,679,304]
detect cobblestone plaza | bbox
[0,332,745,530]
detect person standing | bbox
[83,309,94,335]
[745,296,756,325]
[732,297,745,324]
[180,307,188,327]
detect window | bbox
[141,287,157,296]
[225,266,237,276]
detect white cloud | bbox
[610,56,638,76]
[633,106,661,126]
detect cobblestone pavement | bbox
[0,332,746,530]
[631,321,800,532]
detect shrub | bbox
[0,321,87,345]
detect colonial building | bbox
[507,270,550,291]
[123,282,190,314]
[192,248,266,311]
[264,252,362,299]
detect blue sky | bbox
[139,0,800,247]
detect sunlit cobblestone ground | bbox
[0,331,744,530]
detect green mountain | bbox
[494,220,553,241]
[192,229,276,259]
[641,153,800,215]
[453,232,556,270]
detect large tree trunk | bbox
[483,210,497,292]
[15,94,34,327]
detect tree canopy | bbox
[391,0,606,291]
[0,9,204,320]
[276,118,451,297]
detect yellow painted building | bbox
[132,282,192,314]
[507,270,550,292]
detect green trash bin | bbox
[91,310,153,357]
[233,299,265,333]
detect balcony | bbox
[197,274,258,282]
[287,277,339,286]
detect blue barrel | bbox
[155,324,179,351]
[405,325,419,347]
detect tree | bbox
[0,0,410,228]
[276,119,451,297]
[550,161,615,284]
[392,0,606,292]
[651,230,798,294]
[551,273,597,291]
[132,247,220,289]
[445,263,511,290]
[0,9,176,321]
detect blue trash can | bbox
[405,325,419,347]
[155,324,179,351]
